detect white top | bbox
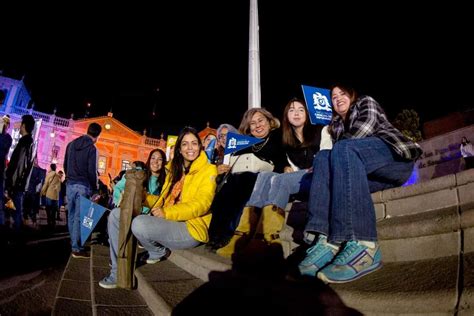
[461,143,474,158]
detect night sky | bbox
[1,2,472,137]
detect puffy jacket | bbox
[156,151,217,243]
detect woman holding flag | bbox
[216,98,332,257]
[207,108,287,256]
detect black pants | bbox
[465,156,474,170]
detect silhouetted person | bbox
[64,122,102,258]
[23,157,46,227]
[5,114,36,232]
[0,115,12,226]
[461,136,474,170]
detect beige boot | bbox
[216,207,259,258]
[257,205,285,244]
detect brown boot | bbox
[256,205,286,244]
[216,207,259,258]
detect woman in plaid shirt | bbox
[298,83,422,283]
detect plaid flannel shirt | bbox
[331,95,422,161]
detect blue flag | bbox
[80,196,108,246]
[204,137,216,162]
[301,85,333,125]
[224,132,264,155]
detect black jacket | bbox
[5,134,35,192]
[64,135,98,191]
[0,132,13,178]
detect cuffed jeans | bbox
[305,138,414,243]
[66,183,90,252]
[246,170,312,210]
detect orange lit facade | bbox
[72,115,167,185]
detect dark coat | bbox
[5,134,34,193]
[0,132,12,178]
[117,169,146,289]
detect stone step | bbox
[162,244,472,315]
[64,169,474,315]
[135,260,204,316]
[91,245,153,315]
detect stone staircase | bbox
[56,169,474,315]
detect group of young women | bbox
[99,83,422,288]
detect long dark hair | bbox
[145,148,167,193]
[281,98,316,148]
[167,127,202,198]
[329,83,358,138]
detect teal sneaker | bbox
[317,240,382,283]
[298,235,339,277]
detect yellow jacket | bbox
[154,151,217,243]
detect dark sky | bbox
[1,2,472,137]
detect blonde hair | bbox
[238,108,280,135]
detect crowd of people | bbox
[0,114,68,234]
[1,83,431,289]
[96,83,422,288]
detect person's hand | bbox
[91,194,101,203]
[217,164,231,175]
[284,166,294,173]
[151,207,165,218]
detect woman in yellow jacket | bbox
[100,127,217,289]
[131,127,217,262]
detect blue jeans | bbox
[132,214,199,260]
[66,183,90,252]
[246,170,311,209]
[107,208,121,281]
[305,138,414,243]
[45,197,59,227]
[107,209,198,280]
[11,191,24,231]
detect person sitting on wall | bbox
[460,136,474,170]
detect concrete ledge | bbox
[154,247,460,314]
[374,203,386,221]
[385,188,458,217]
[461,209,474,231]
[371,190,383,204]
[456,168,474,186]
[331,256,459,314]
[382,173,456,202]
[135,260,203,316]
[377,208,460,240]
[458,182,474,212]
[464,227,474,253]
[135,271,172,316]
[380,231,460,262]
[169,247,231,282]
